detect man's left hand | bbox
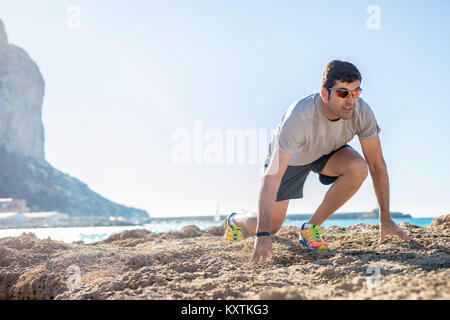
[378,219,412,245]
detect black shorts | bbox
[264,144,353,202]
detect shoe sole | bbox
[298,238,328,251]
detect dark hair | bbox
[321,60,362,96]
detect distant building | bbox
[109,214,126,222]
[0,212,29,224]
[0,198,30,213]
[23,211,70,224]
[0,198,70,227]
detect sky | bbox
[0,0,449,218]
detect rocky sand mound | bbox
[0,215,448,300]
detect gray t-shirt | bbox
[265,92,381,167]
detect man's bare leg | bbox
[308,147,369,226]
[233,200,289,235]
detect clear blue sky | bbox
[1,0,449,217]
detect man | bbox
[223,60,411,265]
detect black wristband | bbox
[256,232,270,237]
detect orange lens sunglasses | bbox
[328,88,362,99]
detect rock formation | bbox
[0,19,149,221]
[0,20,7,43]
[0,19,45,161]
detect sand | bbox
[0,215,448,300]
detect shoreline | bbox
[0,221,142,230]
[0,215,448,300]
[0,214,436,231]
[0,217,437,245]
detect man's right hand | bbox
[249,236,274,265]
[249,148,290,266]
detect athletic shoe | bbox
[223,212,244,242]
[299,223,329,251]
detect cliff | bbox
[0,19,45,160]
[0,19,149,220]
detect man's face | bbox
[324,80,361,120]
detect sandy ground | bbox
[0,215,448,300]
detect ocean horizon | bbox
[0,216,436,244]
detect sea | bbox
[0,216,435,244]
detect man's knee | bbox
[347,158,369,181]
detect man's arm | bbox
[249,149,291,265]
[257,149,292,232]
[359,136,390,221]
[359,136,411,244]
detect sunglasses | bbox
[328,88,362,99]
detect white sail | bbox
[214,203,220,222]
